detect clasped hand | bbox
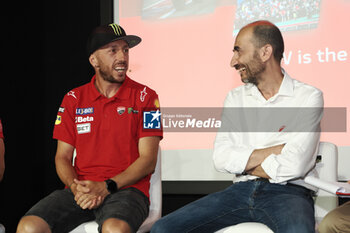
[71,179,110,210]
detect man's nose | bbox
[116,50,127,60]
[230,54,238,68]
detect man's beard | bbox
[240,51,265,86]
[242,73,258,86]
[99,66,125,84]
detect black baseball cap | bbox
[87,23,141,55]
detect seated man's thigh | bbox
[256,183,315,233]
[95,188,149,233]
[24,189,94,233]
[151,183,254,233]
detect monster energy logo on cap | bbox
[109,23,122,36]
[87,23,142,55]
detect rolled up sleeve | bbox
[213,91,255,174]
[213,132,255,174]
[261,90,323,183]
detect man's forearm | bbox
[54,140,78,192]
[245,144,284,171]
[112,136,160,189]
[112,155,157,189]
[55,156,78,191]
[246,165,271,179]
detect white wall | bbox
[162,146,350,182]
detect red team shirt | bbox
[53,75,163,197]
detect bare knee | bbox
[16,216,51,233]
[102,218,132,233]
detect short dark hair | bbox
[246,21,284,62]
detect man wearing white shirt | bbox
[151,20,323,233]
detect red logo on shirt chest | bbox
[117,106,126,115]
[279,125,286,132]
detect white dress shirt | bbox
[213,70,324,189]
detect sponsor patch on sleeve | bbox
[67,91,77,99]
[55,115,62,125]
[154,99,160,108]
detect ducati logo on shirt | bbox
[117,106,126,115]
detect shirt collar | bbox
[89,75,131,101]
[277,69,294,97]
[244,68,294,98]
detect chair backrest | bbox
[137,147,162,233]
[314,141,338,221]
[149,147,162,214]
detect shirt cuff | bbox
[224,146,255,174]
[261,154,280,182]
[53,135,75,147]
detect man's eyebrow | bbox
[109,45,118,49]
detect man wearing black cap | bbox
[17,24,163,233]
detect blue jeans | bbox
[152,179,315,233]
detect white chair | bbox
[215,141,338,233]
[69,148,162,233]
[0,223,5,233]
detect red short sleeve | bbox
[139,90,163,140]
[53,94,76,146]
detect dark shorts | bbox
[25,188,149,233]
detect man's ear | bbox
[89,54,99,68]
[260,44,273,62]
